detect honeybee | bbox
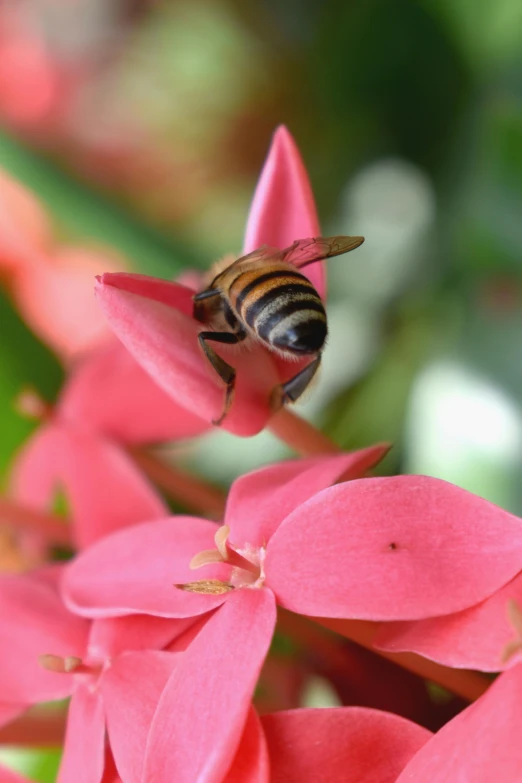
[193,235,364,425]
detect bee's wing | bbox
[235,244,284,264]
[281,236,365,269]
[234,236,364,269]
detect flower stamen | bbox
[39,654,83,673]
[500,599,522,665]
[175,579,233,595]
[182,524,266,592]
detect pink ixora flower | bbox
[64,453,522,626]
[94,126,339,436]
[8,336,208,551]
[138,585,432,782]
[0,568,197,783]
[0,168,126,361]
[63,451,522,735]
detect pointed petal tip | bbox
[95,272,118,288]
[272,124,293,146]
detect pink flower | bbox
[397,663,522,782]
[94,127,334,436]
[61,455,522,762]
[9,337,208,550]
[138,579,431,782]
[0,568,194,783]
[63,459,522,626]
[61,446,522,729]
[0,9,63,128]
[0,167,125,360]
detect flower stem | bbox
[314,616,490,702]
[0,707,66,746]
[127,447,226,518]
[269,407,341,456]
[0,498,71,546]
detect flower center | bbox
[178,525,266,595]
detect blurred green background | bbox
[1,0,522,777]
[1,0,522,507]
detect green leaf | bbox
[0,290,63,484]
[0,748,61,783]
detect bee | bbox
[193,235,364,425]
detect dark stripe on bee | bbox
[257,299,326,343]
[234,270,308,313]
[243,283,320,328]
[223,300,241,330]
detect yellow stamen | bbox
[507,599,522,636]
[175,579,233,595]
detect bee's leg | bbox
[279,355,322,406]
[198,331,246,426]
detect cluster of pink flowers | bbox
[1,127,522,782]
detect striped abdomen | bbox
[226,263,327,355]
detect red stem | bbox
[269,407,341,455]
[314,616,490,702]
[127,447,226,518]
[0,499,71,546]
[0,708,66,746]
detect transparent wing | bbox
[282,236,365,269]
[235,244,285,264]
[234,236,364,270]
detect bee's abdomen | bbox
[229,267,327,355]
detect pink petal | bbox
[59,339,209,443]
[97,273,195,315]
[50,428,167,549]
[0,574,88,703]
[243,127,323,296]
[262,707,431,782]
[63,517,230,618]
[96,275,279,436]
[226,445,389,547]
[12,424,167,549]
[12,247,119,360]
[101,650,179,783]
[88,615,196,660]
[375,570,522,672]
[225,708,270,783]
[0,169,51,271]
[265,476,522,620]
[165,614,213,653]
[57,687,105,783]
[10,423,65,511]
[143,589,276,783]
[396,664,522,782]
